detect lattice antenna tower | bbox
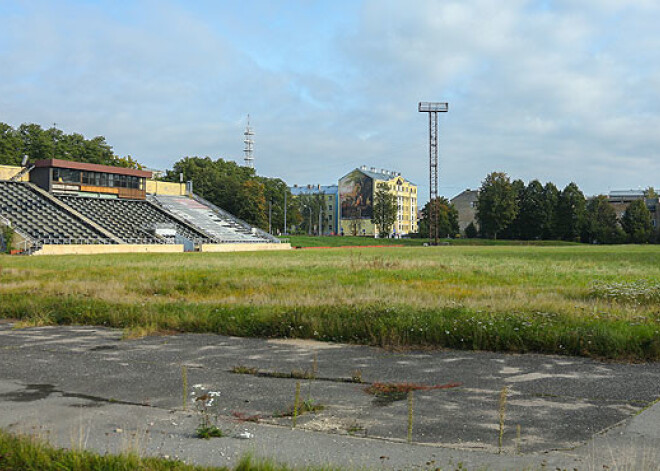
[418,101,449,245]
[243,114,255,169]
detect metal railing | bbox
[190,194,281,243]
[0,214,40,254]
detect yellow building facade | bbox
[339,166,417,237]
[0,165,27,181]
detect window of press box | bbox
[53,168,81,184]
[52,169,144,190]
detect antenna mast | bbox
[243,114,255,169]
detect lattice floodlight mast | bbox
[243,114,255,169]
[418,101,448,245]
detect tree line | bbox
[0,123,301,232]
[474,172,657,244]
[0,122,140,168]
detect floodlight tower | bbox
[418,101,449,245]
[243,114,255,169]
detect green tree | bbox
[163,156,282,230]
[371,183,397,237]
[464,221,478,238]
[501,179,526,239]
[621,199,653,244]
[235,180,267,228]
[476,172,518,239]
[260,177,294,235]
[555,182,586,242]
[0,122,141,168]
[419,197,459,239]
[295,192,326,235]
[515,180,546,240]
[0,123,23,165]
[583,195,624,244]
[542,182,560,240]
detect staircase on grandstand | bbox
[149,194,279,244]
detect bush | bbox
[464,222,478,239]
[1,225,14,254]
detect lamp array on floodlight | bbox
[418,102,449,113]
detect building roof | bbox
[290,184,338,196]
[341,165,416,186]
[33,159,152,178]
[451,189,479,201]
[609,190,646,198]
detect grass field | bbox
[281,235,581,247]
[1,244,660,361]
[0,429,333,471]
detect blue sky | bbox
[1,0,659,201]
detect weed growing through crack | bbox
[499,386,508,453]
[181,366,188,411]
[275,381,325,423]
[407,390,414,444]
[312,352,318,377]
[292,382,301,428]
[347,422,366,436]
[364,381,461,405]
[231,365,258,375]
[190,385,223,439]
[351,370,363,383]
[231,411,262,423]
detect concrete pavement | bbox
[1,323,659,469]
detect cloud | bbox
[0,0,659,199]
[337,0,660,195]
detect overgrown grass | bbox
[0,429,335,471]
[282,235,581,248]
[1,245,660,360]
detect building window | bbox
[54,168,81,184]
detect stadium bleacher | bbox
[0,181,110,246]
[57,195,213,244]
[1,161,286,254]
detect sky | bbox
[1,0,659,201]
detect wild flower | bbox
[591,280,660,305]
[190,386,224,439]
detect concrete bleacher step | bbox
[57,195,212,245]
[149,194,278,244]
[0,181,112,246]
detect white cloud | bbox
[0,0,659,198]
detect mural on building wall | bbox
[340,170,372,219]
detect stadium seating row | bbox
[0,181,279,251]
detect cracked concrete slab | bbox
[0,323,659,469]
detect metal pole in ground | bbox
[269,199,272,234]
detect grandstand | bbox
[58,195,212,244]
[0,181,112,251]
[0,159,289,255]
[150,194,278,243]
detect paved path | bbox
[0,323,659,469]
